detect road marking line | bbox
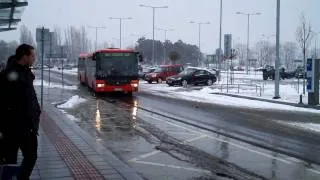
[143,114,293,165]
[131,160,211,173]
[183,134,207,143]
[128,135,207,162]
[139,150,161,159]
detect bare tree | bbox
[282,42,298,70]
[234,43,246,66]
[0,40,18,63]
[295,14,312,94]
[20,25,34,46]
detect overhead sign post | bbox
[36,27,50,109]
[307,58,319,105]
[224,34,232,59]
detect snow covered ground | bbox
[214,71,316,104]
[140,82,320,113]
[49,67,78,76]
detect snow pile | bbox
[175,90,320,113]
[50,67,78,76]
[33,80,78,90]
[57,95,86,109]
[60,110,81,122]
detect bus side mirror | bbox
[138,54,144,63]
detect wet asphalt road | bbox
[36,70,320,180]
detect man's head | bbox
[15,44,36,67]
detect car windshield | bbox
[154,67,165,73]
[180,68,197,75]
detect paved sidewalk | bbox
[213,92,320,110]
[17,103,143,180]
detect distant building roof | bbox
[0,0,28,32]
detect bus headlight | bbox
[97,83,105,88]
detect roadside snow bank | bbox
[57,95,86,109]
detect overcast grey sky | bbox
[1,0,319,54]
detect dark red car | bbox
[145,64,184,83]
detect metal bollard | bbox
[299,94,303,104]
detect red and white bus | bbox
[78,48,142,94]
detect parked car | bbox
[166,67,217,87]
[139,67,156,80]
[59,64,73,70]
[145,64,184,83]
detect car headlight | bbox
[176,77,182,80]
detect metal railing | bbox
[214,83,263,97]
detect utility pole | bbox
[109,17,132,48]
[49,32,52,86]
[88,26,106,50]
[140,4,168,65]
[60,46,64,87]
[218,0,223,71]
[190,21,210,66]
[41,27,44,109]
[274,0,280,99]
[156,28,174,64]
[236,11,261,74]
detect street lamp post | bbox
[274,0,280,99]
[190,21,210,66]
[313,31,320,58]
[156,28,174,64]
[88,26,107,50]
[140,4,168,65]
[218,0,223,72]
[236,11,261,74]
[109,17,132,49]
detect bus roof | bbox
[95,48,135,53]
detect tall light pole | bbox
[88,26,106,50]
[140,4,168,65]
[313,31,320,58]
[109,17,132,49]
[190,21,210,66]
[274,0,280,99]
[156,28,174,64]
[218,0,223,72]
[236,11,261,74]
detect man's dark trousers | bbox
[4,131,38,180]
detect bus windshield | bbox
[97,52,138,77]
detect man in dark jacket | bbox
[1,44,40,180]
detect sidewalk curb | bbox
[44,102,144,180]
[212,92,320,110]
